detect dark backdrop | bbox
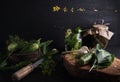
[1,0,120,82]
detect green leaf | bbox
[95,50,114,69]
[65,29,72,38]
[90,44,114,71]
[74,27,82,33]
[40,40,53,55]
[0,61,7,68]
[40,40,53,47]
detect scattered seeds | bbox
[93,8,98,12]
[63,7,68,12]
[77,8,85,12]
[53,6,60,12]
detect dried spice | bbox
[53,6,61,12]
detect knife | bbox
[12,58,44,81]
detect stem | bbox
[3,51,13,61]
[89,59,97,72]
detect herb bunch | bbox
[39,40,58,75]
[0,35,58,75]
[7,35,40,54]
[65,27,82,51]
[64,27,114,71]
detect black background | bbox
[1,0,120,82]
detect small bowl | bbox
[8,49,41,64]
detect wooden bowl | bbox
[8,49,41,64]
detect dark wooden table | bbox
[1,0,120,82]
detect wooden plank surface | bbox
[1,0,120,82]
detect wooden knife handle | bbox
[12,64,34,81]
